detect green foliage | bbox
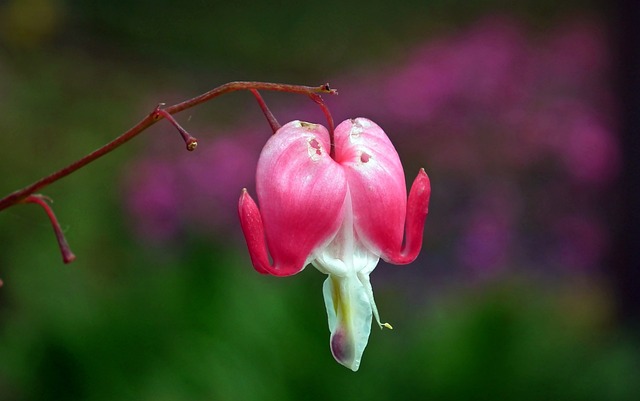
[3,243,638,401]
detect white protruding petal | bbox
[312,188,355,277]
[312,181,390,370]
[322,273,373,372]
[357,272,383,329]
[354,247,385,329]
[312,254,347,276]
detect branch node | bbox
[152,103,167,120]
[322,83,338,95]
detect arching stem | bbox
[0,81,337,264]
[0,82,336,213]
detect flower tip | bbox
[382,322,393,330]
[330,329,360,372]
[413,168,431,200]
[186,138,198,151]
[63,252,77,264]
[417,167,429,181]
[238,189,257,218]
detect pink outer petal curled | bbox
[382,169,431,264]
[333,118,430,263]
[238,190,284,275]
[238,121,348,276]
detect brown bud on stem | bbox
[153,107,198,151]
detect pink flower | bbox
[238,118,431,371]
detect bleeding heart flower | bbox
[238,118,431,371]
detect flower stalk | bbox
[249,90,281,134]
[307,93,336,158]
[0,81,337,263]
[152,106,199,151]
[21,195,76,264]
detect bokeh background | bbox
[1,0,639,400]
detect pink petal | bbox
[238,189,281,275]
[240,121,348,276]
[333,118,408,258]
[383,169,431,264]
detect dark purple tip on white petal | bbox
[330,328,354,367]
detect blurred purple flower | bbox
[551,215,608,272]
[456,183,520,274]
[384,17,528,123]
[123,128,263,245]
[334,16,616,275]
[124,159,182,244]
[562,110,619,185]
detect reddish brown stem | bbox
[308,93,336,159]
[22,195,76,264]
[0,81,336,212]
[165,81,336,115]
[153,106,198,151]
[250,89,281,134]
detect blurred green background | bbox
[1,0,639,400]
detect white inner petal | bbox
[322,274,372,371]
[312,188,386,370]
[312,189,380,277]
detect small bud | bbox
[186,138,198,151]
[153,108,198,151]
